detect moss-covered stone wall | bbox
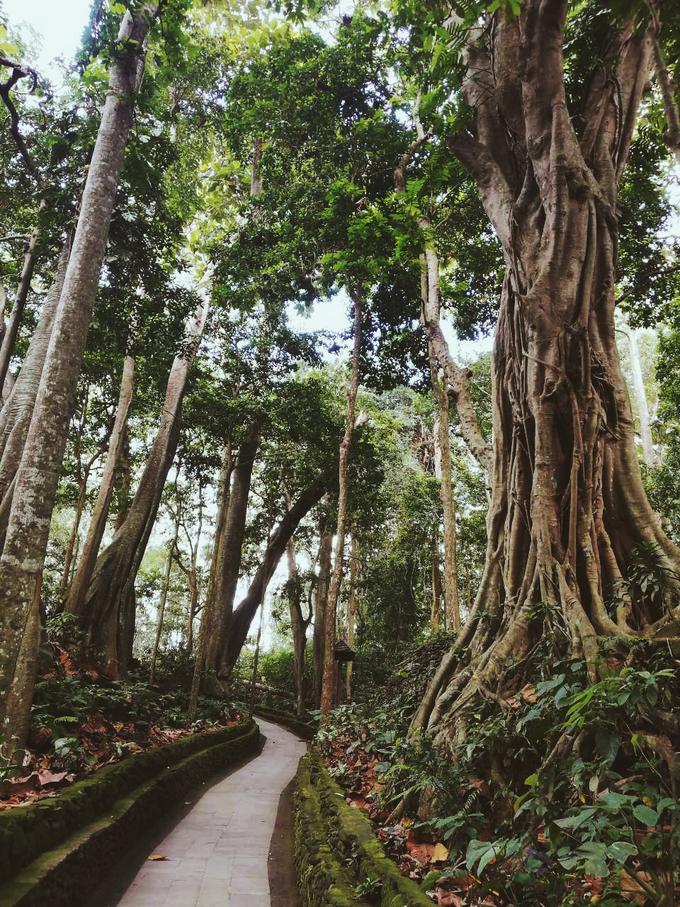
[295,753,432,907]
[0,719,259,907]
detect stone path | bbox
[115,719,307,907]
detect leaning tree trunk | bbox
[415,3,680,748]
[67,300,207,678]
[65,355,134,614]
[344,534,359,701]
[0,3,159,749]
[219,473,328,677]
[0,239,70,537]
[312,517,332,707]
[320,292,362,722]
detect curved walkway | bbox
[115,719,306,907]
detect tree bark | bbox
[0,3,159,749]
[432,367,460,630]
[344,534,359,701]
[431,529,442,632]
[68,300,207,678]
[320,292,362,722]
[219,473,328,677]
[0,239,70,537]
[187,442,233,719]
[416,2,680,748]
[149,502,182,684]
[203,424,260,675]
[286,530,311,715]
[622,321,657,468]
[184,486,204,654]
[312,517,332,708]
[66,355,134,614]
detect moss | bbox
[252,706,317,740]
[295,754,432,907]
[0,720,257,893]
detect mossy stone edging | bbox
[295,753,432,907]
[252,705,317,740]
[0,718,259,906]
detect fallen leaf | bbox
[147,853,167,861]
[432,842,449,863]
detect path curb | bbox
[0,719,259,907]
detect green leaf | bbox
[633,804,659,826]
[608,841,638,864]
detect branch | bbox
[0,57,42,186]
[651,32,680,164]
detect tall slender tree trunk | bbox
[320,292,362,722]
[432,378,460,630]
[0,3,159,749]
[188,443,233,720]
[312,518,332,708]
[67,300,207,678]
[286,531,310,716]
[184,487,204,654]
[220,473,328,677]
[344,534,359,701]
[149,504,182,684]
[0,239,70,534]
[430,529,442,632]
[622,322,657,468]
[415,2,680,748]
[0,203,46,398]
[203,424,260,676]
[60,475,88,597]
[66,355,134,614]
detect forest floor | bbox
[0,636,239,811]
[320,637,679,907]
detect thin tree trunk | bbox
[182,483,204,653]
[0,239,70,533]
[68,300,208,678]
[623,323,657,468]
[431,529,442,632]
[0,3,159,749]
[187,443,233,720]
[320,292,362,722]
[66,355,134,614]
[60,476,88,597]
[220,473,328,677]
[432,376,460,630]
[149,504,182,684]
[286,530,310,716]
[345,534,359,701]
[312,518,332,708]
[0,202,46,397]
[114,428,131,531]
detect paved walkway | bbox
[115,719,307,907]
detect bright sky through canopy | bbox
[1,0,92,75]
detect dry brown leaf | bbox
[147,853,167,861]
[432,842,450,863]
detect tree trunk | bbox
[286,532,310,716]
[430,529,442,632]
[203,424,260,675]
[0,3,159,749]
[60,475,88,597]
[622,321,657,468]
[184,489,204,654]
[312,517,332,708]
[432,371,460,630]
[149,504,181,684]
[66,355,134,614]
[68,300,207,678]
[187,443,233,719]
[320,292,362,722]
[219,473,328,677]
[416,3,680,748]
[0,239,70,534]
[345,534,359,701]
[0,202,46,398]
